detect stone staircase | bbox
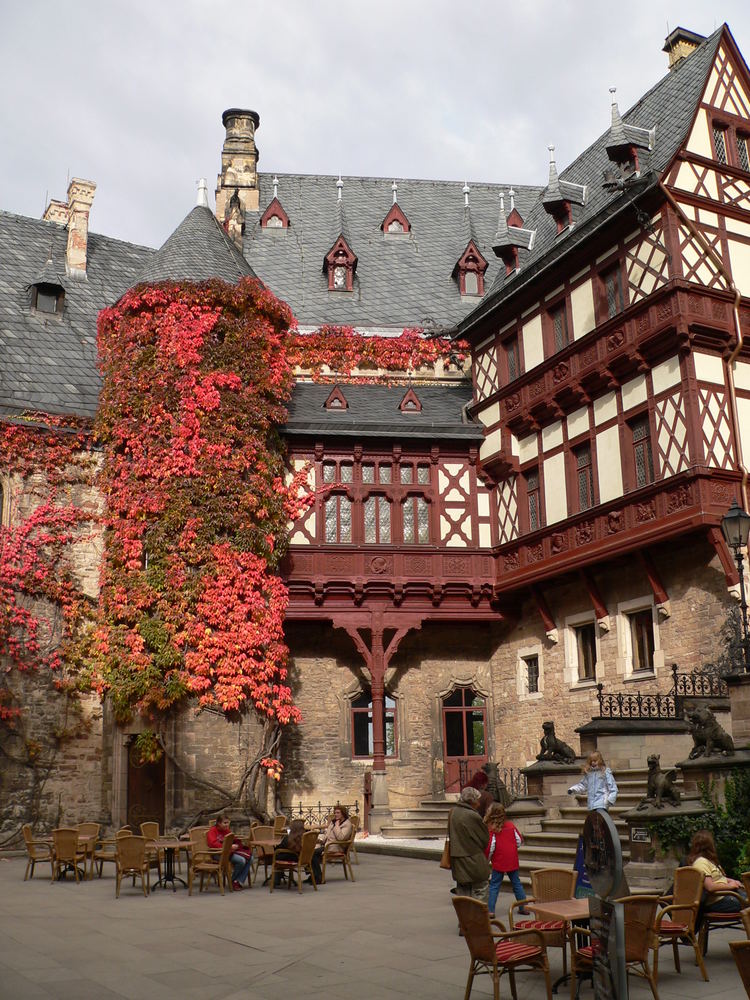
[375,768,686,886]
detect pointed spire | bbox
[336,174,343,202]
[493,191,510,248]
[196,178,209,208]
[273,175,279,199]
[509,188,516,213]
[462,181,470,208]
[608,88,628,147]
[392,180,398,204]
[546,145,563,200]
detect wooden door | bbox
[126,739,165,830]
[441,687,488,793]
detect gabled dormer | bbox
[29,254,65,316]
[604,89,655,186]
[454,240,488,296]
[491,191,536,276]
[542,146,587,234]
[324,385,349,410]
[324,176,358,291]
[398,387,422,412]
[261,176,290,230]
[381,180,411,236]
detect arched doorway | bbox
[441,686,488,793]
[126,738,165,830]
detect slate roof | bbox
[138,205,255,284]
[458,26,725,336]
[0,211,153,418]
[243,175,541,331]
[283,383,482,441]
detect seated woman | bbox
[207,814,252,891]
[305,804,352,884]
[273,819,306,886]
[688,829,748,914]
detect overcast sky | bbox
[2,2,749,250]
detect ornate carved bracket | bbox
[532,585,558,643]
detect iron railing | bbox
[457,759,528,798]
[596,663,729,720]
[284,800,360,826]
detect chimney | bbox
[663,27,706,70]
[215,108,260,249]
[65,178,96,276]
[42,199,68,225]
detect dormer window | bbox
[381,202,411,237]
[551,203,572,235]
[260,196,290,230]
[32,282,64,316]
[324,235,357,292]
[455,240,488,297]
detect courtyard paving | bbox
[0,852,746,999]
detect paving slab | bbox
[0,854,745,998]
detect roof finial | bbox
[273,175,279,199]
[392,179,398,204]
[336,174,343,202]
[462,181,470,208]
[196,177,209,208]
[509,187,515,212]
[499,191,506,216]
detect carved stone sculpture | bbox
[536,720,577,764]
[687,706,735,758]
[481,762,512,807]
[637,754,681,809]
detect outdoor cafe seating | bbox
[115,834,150,898]
[187,827,233,895]
[510,866,577,978]
[51,827,88,883]
[652,866,708,982]
[22,824,53,881]
[270,829,318,893]
[321,828,356,883]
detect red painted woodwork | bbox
[398,387,422,412]
[127,738,165,829]
[638,549,670,605]
[455,240,488,296]
[260,196,290,229]
[441,686,488,793]
[581,570,608,620]
[531,585,556,634]
[324,235,357,291]
[381,202,411,234]
[324,385,349,409]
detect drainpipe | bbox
[659,180,748,510]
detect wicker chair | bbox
[453,896,552,1000]
[349,813,361,864]
[743,908,750,938]
[188,828,233,895]
[52,828,88,883]
[250,825,275,885]
[76,822,100,880]
[699,888,747,954]
[743,873,750,899]
[270,830,319,893]
[569,896,659,1000]
[139,821,163,880]
[94,827,132,877]
[653,866,708,982]
[115,835,150,898]
[731,940,750,998]
[511,867,577,978]
[22,824,53,881]
[273,815,287,835]
[321,829,356,883]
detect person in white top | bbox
[568,751,618,810]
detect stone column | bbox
[368,614,392,834]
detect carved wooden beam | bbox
[581,569,610,630]
[707,526,740,588]
[638,549,671,618]
[531,585,558,643]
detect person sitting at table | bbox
[206,814,252,891]
[688,829,748,916]
[304,804,352,884]
[273,819,306,887]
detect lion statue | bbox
[637,754,681,809]
[687,706,735,758]
[536,721,577,764]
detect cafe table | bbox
[44,833,98,881]
[251,831,285,885]
[152,837,189,890]
[526,897,592,994]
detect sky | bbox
[2,2,750,251]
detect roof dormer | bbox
[398,387,422,412]
[324,385,349,410]
[542,146,587,235]
[29,254,65,316]
[454,240,488,297]
[603,89,655,185]
[492,191,536,276]
[381,181,411,236]
[261,176,290,229]
[324,176,358,291]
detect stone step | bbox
[391,808,452,822]
[541,818,627,834]
[379,823,450,839]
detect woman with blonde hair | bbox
[567,751,617,810]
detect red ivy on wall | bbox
[90,278,309,738]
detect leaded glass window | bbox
[324,495,351,543]
[403,496,429,543]
[364,496,391,543]
[604,267,623,319]
[340,463,353,483]
[551,303,569,352]
[361,464,375,484]
[417,465,430,484]
[527,469,541,531]
[631,415,654,488]
[713,126,728,164]
[322,463,336,484]
[737,134,750,172]
[576,445,594,511]
[378,465,391,484]
[400,466,413,484]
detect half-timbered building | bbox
[1,23,749,834]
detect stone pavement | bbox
[0,853,746,999]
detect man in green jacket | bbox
[449,786,491,904]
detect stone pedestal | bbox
[726,671,750,745]
[367,771,392,834]
[677,747,750,805]
[621,798,708,892]
[575,718,692,770]
[506,797,546,836]
[521,760,582,817]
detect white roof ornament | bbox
[273,175,279,199]
[509,187,516,212]
[336,174,343,202]
[196,178,209,208]
[462,181,470,208]
[392,180,398,204]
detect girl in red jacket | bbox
[484,803,528,918]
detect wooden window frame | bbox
[524,466,543,533]
[710,116,750,173]
[571,442,596,513]
[599,264,625,321]
[351,687,398,759]
[503,331,523,383]
[546,299,571,356]
[627,412,655,491]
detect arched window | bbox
[363,495,391,543]
[325,494,352,543]
[351,688,397,758]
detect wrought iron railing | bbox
[284,800,360,826]
[596,663,729,720]
[457,759,528,798]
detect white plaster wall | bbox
[685,108,713,158]
[544,452,568,525]
[734,361,750,392]
[570,279,596,340]
[736,397,750,471]
[621,374,647,412]
[727,238,750,296]
[480,429,502,462]
[567,406,590,439]
[542,420,563,452]
[477,401,501,428]
[652,356,681,396]
[596,425,624,503]
[593,391,617,426]
[693,352,725,386]
[517,433,538,463]
[522,314,544,371]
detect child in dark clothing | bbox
[484,803,528,918]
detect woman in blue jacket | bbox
[568,751,618,810]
